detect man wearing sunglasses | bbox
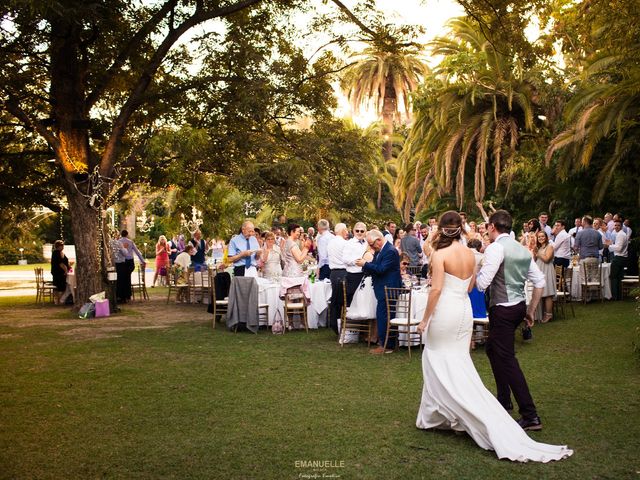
[343,222,369,306]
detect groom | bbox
[476,210,546,431]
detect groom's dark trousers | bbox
[486,302,537,420]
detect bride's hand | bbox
[417,321,428,334]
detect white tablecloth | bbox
[60,272,76,303]
[257,278,331,329]
[397,287,429,346]
[568,263,611,300]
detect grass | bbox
[0,262,50,272]
[0,300,638,479]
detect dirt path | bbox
[0,293,213,340]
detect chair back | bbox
[285,285,306,306]
[384,286,412,324]
[555,265,565,292]
[137,264,146,284]
[34,267,44,285]
[582,261,601,286]
[407,265,423,277]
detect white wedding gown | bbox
[416,273,573,462]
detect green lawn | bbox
[0,262,50,271]
[0,299,638,479]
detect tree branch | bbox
[99,0,264,177]
[329,0,378,39]
[2,96,60,151]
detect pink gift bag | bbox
[95,299,110,318]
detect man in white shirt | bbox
[342,222,368,306]
[623,219,632,238]
[382,221,396,244]
[538,212,552,237]
[327,223,349,334]
[476,210,546,431]
[550,219,571,268]
[568,217,582,250]
[316,219,334,280]
[607,220,629,300]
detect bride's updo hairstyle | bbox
[432,210,463,250]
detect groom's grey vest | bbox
[489,236,531,308]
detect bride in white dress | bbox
[416,211,573,463]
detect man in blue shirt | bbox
[228,220,260,277]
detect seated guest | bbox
[282,224,312,277]
[228,220,261,277]
[261,232,284,281]
[51,240,70,304]
[173,244,194,302]
[399,253,411,282]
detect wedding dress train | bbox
[416,273,573,462]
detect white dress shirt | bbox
[327,236,348,269]
[551,229,571,260]
[609,230,628,257]
[476,233,546,306]
[384,232,394,244]
[343,237,368,273]
[316,231,334,268]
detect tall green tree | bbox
[0,0,372,302]
[395,17,546,217]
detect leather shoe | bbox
[517,416,543,431]
[503,402,514,412]
[369,346,393,355]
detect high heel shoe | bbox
[541,313,553,323]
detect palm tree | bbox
[395,18,539,216]
[546,49,640,204]
[341,41,428,208]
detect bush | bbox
[0,243,44,265]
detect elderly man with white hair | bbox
[316,219,334,281]
[327,222,349,334]
[227,220,261,277]
[342,222,370,306]
[355,229,402,354]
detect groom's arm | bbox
[475,242,504,292]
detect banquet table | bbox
[567,262,611,300]
[256,277,332,329]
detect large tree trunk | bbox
[65,187,104,304]
[381,75,396,212]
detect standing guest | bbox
[316,219,334,280]
[307,227,316,240]
[550,220,571,268]
[342,222,369,305]
[190,230,207,270]
[110,232,127,303]
[400,223,422,267]
[253,227,263,248]
[282,224,312,277]
[168,235,179,264]
[118,230,145,304]
[538,212,552,236]
[459,212,471,233]
[260,232,284,281]
[382,221,396,245]
[568,217,582,251]
[467,238,488,343]
[419,224,431,278]
[228,220,260,277]
[574,216,602,266]
[327,223,349,334]
[607,219,629,300]
[623,219,632,238]
[177,234,186,253]
[356,229,402,354]
[152,235,170,287]
[394,236,402,253]
[594,218,609,261]
[604,212,614,232]
[533,231,556,322]
[50,240,70,304]
[476,210,546,430]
